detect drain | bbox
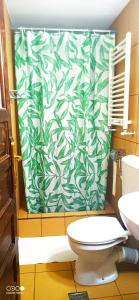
[68,291,89,300]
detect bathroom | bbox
[0,0,139,299]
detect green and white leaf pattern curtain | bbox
[14,30,115,213]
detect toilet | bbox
[67,155,139,286]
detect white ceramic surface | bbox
[67,216,128,244]
[118,191,139,241]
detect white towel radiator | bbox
[107,32,135,136]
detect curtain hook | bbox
[21,27,25,39]
[21,27,24,39]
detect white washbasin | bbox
[118,192,139,241]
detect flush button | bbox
[68,291,89,300]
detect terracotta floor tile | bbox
[93,297,122,300]
[116,264,139,294]
[122,294,139,300]
[75,281,120,299]
[20,273,35,300]
[36,262,72,272]
[35,271,76,300]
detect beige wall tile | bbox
[110,4,129,44]
[111,137,126,150]
[42,217,65,236]
[20,264,35,274]
[19,219,41,237]
[126,95,138,143]
[64,211,87,217]
[125,140,136,155]
[27,213,42,219]
[128,0,139,47]
[41,212,64,218]
[110,0,139,47]
[136,144,139,155]
[18,207,28,219]
[130,45,139,95]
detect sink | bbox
[118,192,139,241]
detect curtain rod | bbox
[13,27,116,34]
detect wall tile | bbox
[20,264,35,274]
[27,213,42,219]
[111,137,126,150]
[128,0,139,47]
[130,45,139,95]
[42,217,65,236]
[110,4,129,44]
[19,219,41,237]
[136,144,139,155]
[126,95,139,143]
[125,140,136,155]
[64,211,87,217]
[111,0,139,47]
[41,212,64,218]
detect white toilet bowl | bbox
[67,216,128,285]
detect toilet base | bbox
[74,255,118,286]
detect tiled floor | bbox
[20,262,139,300]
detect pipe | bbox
[116,246,139,265]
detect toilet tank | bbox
[122,155,139,195]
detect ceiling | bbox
[6,0,129,30]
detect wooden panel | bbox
[0,199,15,266]
[0,0,19,297]
[0,246,17,300]
[0,122,7,156]
[0,155,12,210]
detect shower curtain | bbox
[14,30,115,213]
